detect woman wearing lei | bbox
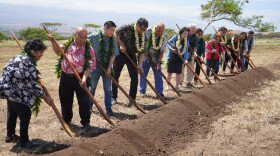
[165,27,190,91]
[0,38,53,148]
[47,27,96,130]
[239,32,248,72]
[87,21,119,116]
[225,34,241,73]
[139,23,166,98]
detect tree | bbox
[84,24,101,33]
[0,32,8,42]
[165,28,177,40]
[40,22,62,32]
[19,27,64,40]
[201,0,276,32]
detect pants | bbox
[222,52,230,71]
[231,51,237,70]
[245,55,250,69]
[186,55,195,84]
[112,53,138,100]
[194,55,203,81]
[139,59,163,95]
[206,59,219,77]
[89,66,112,111]
[240,54,246,72]
[59,72,91,126]
[7,100,31,143]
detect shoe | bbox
[159,93,165,98]
[222,70,225,74]
[186,83,193,88]
[140,93,146,97]
[111,98,117,105]
[20,141,40,149]
[106,108,114,117]
[165,85,170,91]
[5,134,19,143]
[126,101,133,107]
[194,80,198,85]
[81,124,91,131]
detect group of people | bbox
[0,17,255,149]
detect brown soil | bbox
[42,67,274,156]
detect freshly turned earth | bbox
[46,67,273,156]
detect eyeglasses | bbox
[75,34,87,40]
[197,33,203,36]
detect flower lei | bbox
[54,36,91,78]
[231,37,239,51]
[133,23,145,52]
[175,35,187,55]
[98,31,114,68]
[151,27,164,51]
[20,51,41,116]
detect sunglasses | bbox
[197,33,203,36]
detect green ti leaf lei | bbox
[147,33,161,66]
[98,31,114,68]
[54,36,92,87]
[20,51,42,116]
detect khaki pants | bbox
[186,55,195,84]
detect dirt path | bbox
[42,67,274,156]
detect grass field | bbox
[0,38,280,155]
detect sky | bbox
[0,0,279,34]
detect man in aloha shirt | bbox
[48,27,96,130]
[112,18,148,106]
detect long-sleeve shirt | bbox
[145,28,166,63]
[205,41,224,60]
[166,35,188,61]
[197,38,205,56]
[0,54,44,107]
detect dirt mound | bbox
[48,67,274,156]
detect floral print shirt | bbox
[0,54,44,107]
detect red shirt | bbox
[61,42,96,74]
[205,41,224,60]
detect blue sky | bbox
[0,0,279,33]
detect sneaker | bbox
[140,93,146,97]
[186,83,193,88]
[81,124,91,131]
[5,134,19,143]
[106,108,114,117]
[20,141,40,149]
[222,70,225,74]
[111,98,117,105]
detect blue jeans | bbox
[139,59,163,94]
[240,54,246,71]
[89,66,112,110]
[206,59,219,77]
